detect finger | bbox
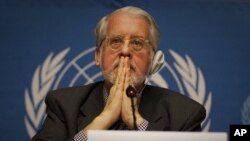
[123,58,132,102]
[115,57,124,86]
[124,58,130,91]
[119,58,127,90]
[114,57,126,98]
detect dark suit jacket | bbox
[32,81,206,141]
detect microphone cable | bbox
[126,85,138,130]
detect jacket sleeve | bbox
[32,93,75,141]
[181,104,206,131]
[145,99,206,131]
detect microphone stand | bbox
[126,85,138,130]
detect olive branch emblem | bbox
[170,50,212,131]
[24,48,70,138]
[241,95,250,124]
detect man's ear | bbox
[95,47,101,66]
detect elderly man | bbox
[32,6,206,141]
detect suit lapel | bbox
[139,85,170,130]
[77,82,105,131]
[139,85,161,122]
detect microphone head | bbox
[126,85,137,98]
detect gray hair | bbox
[95,6,160,52]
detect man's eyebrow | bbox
[130,35,147,39]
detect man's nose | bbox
[119,40,131,58]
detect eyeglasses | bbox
[103,35,151,52]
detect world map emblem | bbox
[24,47,212,138]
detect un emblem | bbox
[242,95,250,124]
[24,47,212,138]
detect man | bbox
[32,6,206,141]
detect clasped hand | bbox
[83,57,143,132]
[101,57,143,129]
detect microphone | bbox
[126,85,138,130]
[126,85,137,98]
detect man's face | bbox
[96,12,153,86]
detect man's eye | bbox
[110,38,123,45]
[131,39,143,46]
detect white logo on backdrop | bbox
[24,48,70,138]
[241,95,250,124]
[24,47,212,138]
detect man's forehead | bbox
[109,11,148,23]
[106,12,150,37]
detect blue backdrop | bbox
[0,0,250,140]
